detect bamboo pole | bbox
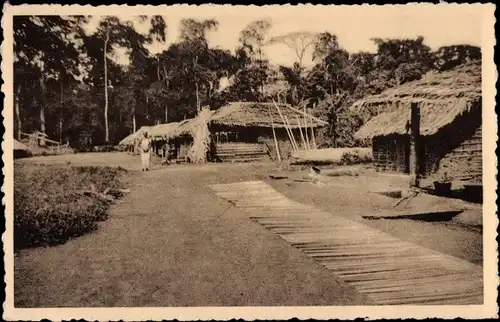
[277,103,299,150]
[303,106,311,149]
[283,115,298,151]
[272,100,298,151]
[310,112,317,149]
[268,106,281,162]
[295,116,307,150]
[283,114,299,151]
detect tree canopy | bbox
[13,16,481,149]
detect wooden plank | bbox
[208,180,483,305]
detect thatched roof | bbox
[148,121,182,139]
[353,62,481,139]
[119,126,152,146]
[148,119,195,140]
[211,102,328,128]
[119,102,327,144]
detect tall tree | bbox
[13,15,85,140]
[267,31,317,68]
[312,32,340,63]
[86,16,150,142]
[370,36,435,86]
[146,16,168,123]
[179,18,219,112]
[94,17,122,142]
[226,19,273,101]
[433,45,481,71]
[305,32,361,147]
[266,31,318,105]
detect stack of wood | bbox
[214,142,269,163]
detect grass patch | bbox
[14,164,127,250]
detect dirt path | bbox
[14,164,370,307]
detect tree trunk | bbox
[59,81,63,143]
[195,81,200,113]
[193,56,200,113]
[132,108,136,133]
[259,48,265,97]
[15,84,22,141]
[156,56,161,81]
[39,75,47,147]
[104,30,110,143]
[163,65,168,83]
[165,103,168,123]
[39,76,46,134]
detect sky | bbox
[81,4,485,67]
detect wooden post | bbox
[272,100,297,151]
[309,110,318,149]
[295,116,307,149]
[268,106,281,162]
[311,127,317,150]
[283,114,299,150]
[303,106,311,149]
[409,102,421,188]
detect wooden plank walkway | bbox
[209,180,483,305]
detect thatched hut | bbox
[127,102,327,163]
[14,139,32,159]
[210,101,327,161]
[147,119,197,162]
[352,62,482,183]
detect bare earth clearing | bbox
[14,153,482,307]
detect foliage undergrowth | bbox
[14,164,127,250]
[340,150,373,165]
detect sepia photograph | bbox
[2,3,498,321]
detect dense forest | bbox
[14,15,481,150]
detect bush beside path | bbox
[14,164,128,250]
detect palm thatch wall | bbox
[351,62,482,182]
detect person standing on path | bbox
[140,131,152,171]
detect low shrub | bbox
[14,164,127,250]
[340,149,373,165]
[340,151,361,165]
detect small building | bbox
[210,101,328,161]
[352,62,482,183]
[14,139,32,159]
[119,102,327,163]
[148,119,195,162]
[118,121,197,162]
